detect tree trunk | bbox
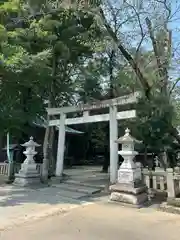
[41,105,55,182]
[41,100,51,183]
[42,50,57,183]
[48,126,55,177]
[109,50,115,98]
[21,87,32,141]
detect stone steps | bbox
[63,179,105,189]
[36,181,102,200]
[37,186,88,199]
[52,182,101,195]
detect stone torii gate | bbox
[46,92,140,184]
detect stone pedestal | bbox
[110,164,148,207]
[14,137,41,187]
[14,163,40,187]
[109,128,148,207]
[110,183,148,207]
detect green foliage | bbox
[0,24,7,42]
[0,0,102,137]
[0,0,179,159]
[136,95,174,151]
[90,123,107,151]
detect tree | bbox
[0,0,102,179]
[2,0,180,172]
[64,1,180,151]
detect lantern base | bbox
[109,183,148,207]
[13,174,41,187]
[14,163,41,187]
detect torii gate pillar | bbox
[109,105,118,184]
[56,113,66,177]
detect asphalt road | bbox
[1,202,180,240]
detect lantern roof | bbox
[21,137,41,147]
[116,128,142,144]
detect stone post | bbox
[136,162,142,181]
[166,168,180,199]
[14,137,41,187]
[109,128,148,207]
[166,168,175,199]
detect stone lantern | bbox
[109,128,148,207]
[14,137,41,187]
[117,128,142,183]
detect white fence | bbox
[0,163,42,176]
[143,168,167,194]
[0,163,9,175]
[143,167,180,199]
